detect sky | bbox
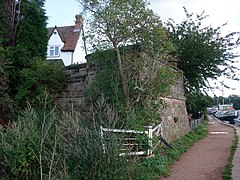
[45,0,240,97]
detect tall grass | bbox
[0,99,209,179]
[223,128,238,180]
[0,100,137,179]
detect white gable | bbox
[47,28,73,66]
[47,27,86,66]
[73,34,86,64]
[48,29,63,46]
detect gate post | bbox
[146,126,153,155]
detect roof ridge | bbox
[47,25,75,29]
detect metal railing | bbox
[189,115,204,129]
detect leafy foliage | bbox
[0,100,208,179]
[0,1,12,46]
[8,0,48,97]
[227,95,240,109]
[0,101,137,179]
[186,92,213,118]
[0,46,13,115]
[0,0,55,113]
[15,59,66,107]
[17,0,48,58]
[85,46,179,127]
[167,7,239,93]
[79,0,175,105]
[80,0,178,127]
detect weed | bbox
[223,128,238,180]
[138,121,208,179]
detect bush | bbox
[15,59,66,108]
[0,99,137,179]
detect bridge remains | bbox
[57,63,190,142]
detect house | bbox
[47,15,87,66]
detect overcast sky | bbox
[45,0,240,97]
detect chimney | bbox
[74,15,83,32]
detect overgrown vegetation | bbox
[0,0,65,118]
[186,92,213,118]
[79,0,180,129]
[15,59,66,107]
[167,7,239,94]
[78,0,175,106]
[223,128,238,180]
[138,120,208,179]
[0,102,208,179]
[85,47,179,128]
[0,0,239,179]
[0,46,13,116]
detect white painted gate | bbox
[100,124,163,156]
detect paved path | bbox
[163,117,234,180]
[232,126,240,180]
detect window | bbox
[48,46,60,57]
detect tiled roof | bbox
[48,25,81,52]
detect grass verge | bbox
[223,128,238,180]
[138,121,208,179]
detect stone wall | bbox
[160,75,190,142]
[57,64,190,142]
[56,63,96,109]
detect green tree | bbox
[79,0,178,127]
[16,0,48,58]
[227,95,240,110]
[15,59,66,107]
[5,0,49,103]
[186,92,213,118]
[0,0,63,112]
[0,46,13,116]
[167,7,239,93]
[0,0,11,46]
[78,0,174,105]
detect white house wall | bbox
[73,33,86,64]
[61,52,73,66]
[47,29,63,59]
[47,29,72,66]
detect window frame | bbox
[48,45,60,57]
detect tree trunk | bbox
[5,0,21,46]
[114,44,129,105]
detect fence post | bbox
[147,126,153,155]
[100,126,106,153]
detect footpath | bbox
[163,116,235,180]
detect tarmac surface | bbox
[163,116,235,180]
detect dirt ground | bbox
[163,117,234,180]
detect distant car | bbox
[215,110,237,124]
[234,111,240,126]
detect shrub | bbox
[15,58,66,108]
[0,99,137,179]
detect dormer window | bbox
[48,46,60,57]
